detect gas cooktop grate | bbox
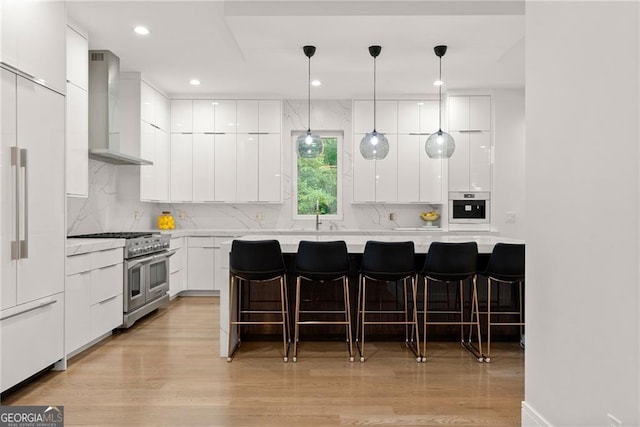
[68,232,155,239]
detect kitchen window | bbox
[292,132,343,220]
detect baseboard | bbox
[522,401,553,427]
[178,290,219,297]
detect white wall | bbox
[524,1,639,426]
[492,89,525,239]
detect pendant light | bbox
[425,45,455,159]
[296,45,323,158]
[360,45,389,160]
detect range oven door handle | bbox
[126,254,156,268]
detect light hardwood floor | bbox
[2,297,523,426]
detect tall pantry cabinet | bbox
[0,0,66,392]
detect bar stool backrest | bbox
[295,240,350,281]
[361,241,416,281]
[483,243,525,282]
[421,242,478,282]
[230,240,286,281]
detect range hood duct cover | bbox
[88,50,152,166]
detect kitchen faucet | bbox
[315,199,322,231]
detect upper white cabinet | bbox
[169,99,282,203]
[448,95,492,192]
[121,74,171,202]
[66,25,89,198]
[353,99,443,203]
[353,100,398,134]
[140,82,169,132]
[0,0,66,94]
[448,95,491,131]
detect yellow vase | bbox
[157,211,175,230]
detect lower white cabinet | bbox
[65,248,123,356]
[169,237,186,296]
[0,292,64,392]
[187,237,215,291]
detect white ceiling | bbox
[67,1,525,99]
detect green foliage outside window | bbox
[297,137,338,215]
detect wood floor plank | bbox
[1,297,523,426]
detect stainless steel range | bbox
[69,232,174,328]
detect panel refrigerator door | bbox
[16,77,65,304]
[1,68,18,310]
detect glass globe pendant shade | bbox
[360,131,389,160]
[425,130,455,159]
[296,131,323,158]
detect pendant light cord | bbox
[373,55,377,132]
[438,55,442,132]
[307,55,311,133]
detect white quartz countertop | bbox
[66,238,126,256]
[220,234,523,254]
[158,228,495,238]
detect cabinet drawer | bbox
[170,237,184,250]
[170,249,183,273]
[188,237,215,248]
[67,247,123,276]
[90,294,123,340]
[1,293,64,392]
[90,263,123,305]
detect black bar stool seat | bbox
[228,239,290,362]
[356,241,420,362]
[478,243,525,362]
[293,240,354,362]
[419,241,483,362]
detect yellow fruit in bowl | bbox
[420,211,439,222]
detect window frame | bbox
[292,131,344,221]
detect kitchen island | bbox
[218,234,524,357]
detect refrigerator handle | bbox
[19,148,28,259]
[10,147,20,260]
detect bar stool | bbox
[418,242,483,362]
[478,243,525,362]
[228,240,290,362]
[356,241,420,362]
[293,240,354,362]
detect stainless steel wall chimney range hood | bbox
[88,50,152,165]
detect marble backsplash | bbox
[67,100,441,235]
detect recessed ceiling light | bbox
[433,80,444,86]
[189,79,200,86]
[134,26,150,35]
[311,80,322,87]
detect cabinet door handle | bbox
[150,123,160,130]
[247,132,268,135]
[459,130,483,133]
[11,147,20,260]
[19,148,28,259]
[0,299,57,321]
[181,132,193,135]
[0,62,35,80]
[99,295,119,305]
[408,132,432,136]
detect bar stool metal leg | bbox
[279,276,289,362]
[343,277,354,362]
[227,274,237,362]
[293,277,301,362]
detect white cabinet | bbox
[353,100,398,134]
[214,134,238,201]
[169,237,186,297]
[1,68,65,392]
[187,237,215,291]
[121,74,171,201]
[170,133,194,202]
[140,81,169,132]
[66,83,89,197]
[171,100,193,133]
[353,100,443,203]
[448,95,492,192]
[192,134,215,202]
[169,99,281,203]
[65,25,89,198]
[65,248,124,356]
[0,0,66,94]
